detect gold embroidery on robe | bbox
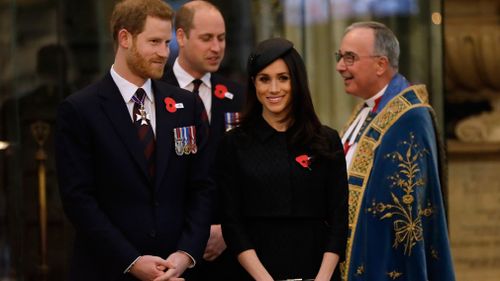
[366,132,434,256]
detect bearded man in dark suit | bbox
[55,1,213,280]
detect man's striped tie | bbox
[132,88,156,178]
[191,79,209,123]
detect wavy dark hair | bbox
[240,47,335,159]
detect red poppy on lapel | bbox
[295,154,312,170]
[214,84,228,99]
[164,97,177,113]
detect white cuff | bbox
[123,256,142,274]
[177,250,196,268]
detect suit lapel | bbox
[211,96,224,132]
[153,81,179,190]
[99,74,151,181]
[163,67,180,87]
[210,76,226,132]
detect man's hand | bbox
[153,251,192,281]
[129,255,171,281]
[203,224,226,261]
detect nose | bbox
[210,39,223,53]
[270,79,279,93]
[158,43,169,59]
[336,57,346,72]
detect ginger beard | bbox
[127,37,167,80]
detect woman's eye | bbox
[258,76,269,83]
[279,75,290,81]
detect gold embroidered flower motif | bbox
[431,247,439,259]
[367,132,434,256]
[387,270,403,279]
[355,264,365,276]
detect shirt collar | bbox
[110,65,154,103]
[173,58,212,89]
[365,84,387,108]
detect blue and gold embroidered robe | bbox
[341,74,455,281]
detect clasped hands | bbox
[130,251,191,281]
[131,225,227,281]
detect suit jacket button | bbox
[154,201,160,207]
[149,230,156,238]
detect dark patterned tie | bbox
[191,79,209,123]
[132,88,156,178]
[191,79,203,95]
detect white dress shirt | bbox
[342,85,387,169]
[173,58,212,122]
[110,65,156,134]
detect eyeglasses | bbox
[335,51,381,66]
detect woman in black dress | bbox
[216,38,348,281]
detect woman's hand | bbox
[314,252,339,281]
[237,249,274,281]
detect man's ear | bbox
[376,56,390,76]
[118,29,132,49]
[176,28,186,47]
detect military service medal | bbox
[189,126,197,154]
[132,93,150,125]
[174,127,184,156]
[224,112,240,131]
[173,125,198,156]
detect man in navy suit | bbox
[55,1,213,280]
[161,1,244,280]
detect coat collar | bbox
[251,115,285,142]
[376,73,410,113]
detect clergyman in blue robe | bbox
[336,21,455,281]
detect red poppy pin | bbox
[164,97,177,113]
[214,84,234,100]
[295,154,312,170]
[214,84,227,99]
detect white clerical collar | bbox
[173,58,211,89]
[365,85,387,108]
[110,65,153,103]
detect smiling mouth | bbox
[151,60,166,66]
[266,96,284,103]
[343,76,353,83]
[207,57,220,64]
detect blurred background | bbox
[0,0,499,280]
